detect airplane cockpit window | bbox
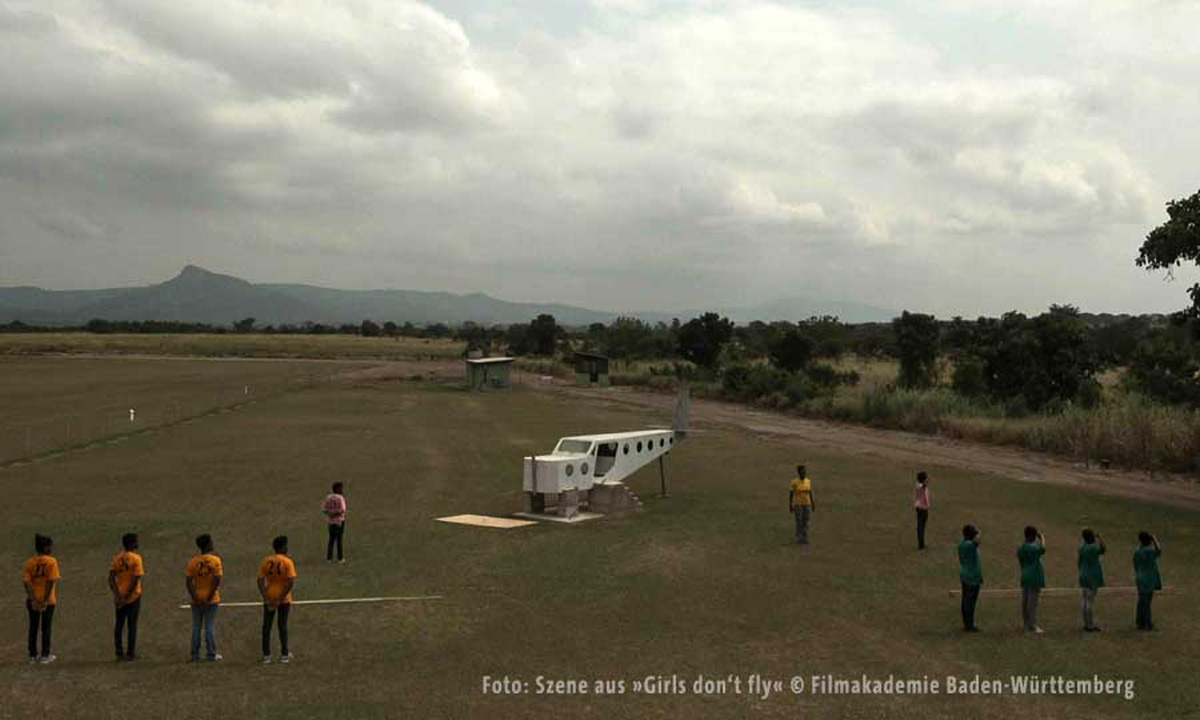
[556,439,592,453]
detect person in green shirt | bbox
[1016,526,1046,634]
[1133,531,1162,631]
[1077,528,1106,632]
[957,524,983,632]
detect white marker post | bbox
[129,408,136,423]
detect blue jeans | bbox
[191,604,219,659]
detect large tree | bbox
[767,328,815,372]
[527,314,560,356]
[603,316,655,360]
[1137,188,1200,313]
[892,311,940,389]
[677,312,734,369]
[971,306,1099,410]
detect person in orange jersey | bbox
[108,533,145,661]
[258,535,297,664]
[186,534,223,662]
[23,534,61,664]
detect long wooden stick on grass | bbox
[177,595,444,609]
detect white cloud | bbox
[0,0,1195,315]
[102,0,509,134]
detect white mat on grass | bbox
[436,514,538,529]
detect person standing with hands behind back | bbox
[23,534,60,664]
[913,472,931,550]
[259,535,297,664]
[789,465,815,545]
[186,534,222,662]
[108,532,144,660]
[323,482,347,563]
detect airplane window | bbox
[623,444,629,455]
[637,441,643,452]
[659,438,665,447]
[565,464,574,477]
[581,463,589,475]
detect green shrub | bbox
[951,356,986,398]
[805,362,860,388]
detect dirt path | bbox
[544,384,1200,512]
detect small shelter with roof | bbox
[573,352,610,387]
[465,356,514,390]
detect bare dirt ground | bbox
[544,383,1200,512]
[334,358,464,382]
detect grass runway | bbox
[2,358,1198,719]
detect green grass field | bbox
[0,332,465,360]
[3,358,1197,719]
[0,356,367,464]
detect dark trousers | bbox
[262,603,291,656]
[327,522,345,561]
[115,598,141,656]
[793,507,811,544]
[961,583,980,630]
[26,600,54,657]
[1136,591,1154,629]
[915,508,929,549]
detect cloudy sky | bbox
[2,0,1198,317]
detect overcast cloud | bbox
[2,0,1198,317]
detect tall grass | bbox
[807,387,1200,475]
[610,354,1200,476]
[939,395,1200,474]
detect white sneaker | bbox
[280,653,293,664]
[338,559,345,564]
[39,655,57,664]
[261,655,272,664]
[206,654,223,662]
[1033,627,1045,634]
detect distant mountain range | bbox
[0,266,898,326]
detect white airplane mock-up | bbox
[518,386,690,521]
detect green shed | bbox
[465,357,514,390]
[573,352,610,387]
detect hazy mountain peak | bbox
[168,265,250,288]
[0,267,898,326]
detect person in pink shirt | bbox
[913,471,931,550]
[323,482,347,563]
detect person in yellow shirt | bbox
[22,534,60,664]
[788,465,816,545]
[108,533,145,661]
[185,534,223,662]
[258,535,297,664]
